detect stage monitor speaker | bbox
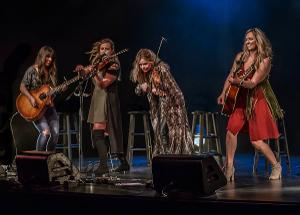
[16,151,80,185]
[152,154,227,196]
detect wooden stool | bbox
[127,111,152,167]
[191,111,223,166]
[253,113,291,176]
[57,113,80,161]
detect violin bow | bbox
[154,36,167,65]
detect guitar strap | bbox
[234,52,245,75]
[234,53,256,81]
[49,74,58,87]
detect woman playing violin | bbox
[75,38,129,176]
[131,49,194,156]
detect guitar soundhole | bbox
[39,93,46,100]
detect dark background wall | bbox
[1,0,300,163]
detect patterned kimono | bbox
[136,62,194,156]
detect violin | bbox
[74,59,108,78]
[74,48,128,78]
[150,65,166,96]
[149,36,166,95]
[151,66,161,87]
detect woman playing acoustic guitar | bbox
[217,28,283,181]
[19,46,59,151]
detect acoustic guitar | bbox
[221,84,240,116]
[221,64,255,116]
[16,75,81,121]
[16,48,129,121]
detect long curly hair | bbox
[34,46,57,86]
[87,38,122,80]
[87,38,116,66]
[241,28,273,70]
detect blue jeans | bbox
[33,107,59,151]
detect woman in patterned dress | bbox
[131,49,194,156]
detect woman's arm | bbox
[94,73,117,89]
[20,83,37,107]
[239,58,271,89]
[217,52,241,105]
[94,63,119,89]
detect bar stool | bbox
[127,111,152,167]
[253,112,291,176]
[57,112,80,161]
[191,111,223,166]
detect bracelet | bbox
[239,80,244,86]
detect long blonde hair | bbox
[34,46,57,86]
[241,28,273,70]
[130,49,169,84]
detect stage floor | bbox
[1,154,300,213]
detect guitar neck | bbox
[48,75,81,96]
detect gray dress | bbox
[87,64,124,154]
[87,79,107,123]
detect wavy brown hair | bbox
[34,46,57,86]
[241,28,273,70]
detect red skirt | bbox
[227,88,279,141]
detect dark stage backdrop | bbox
[1,0,300,163]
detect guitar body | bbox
[16,85,53,121]
[221,84,240,116]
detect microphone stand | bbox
[66,78,90,172]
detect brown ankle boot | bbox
[225,166,235,182]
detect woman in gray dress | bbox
[75,38,129,176]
